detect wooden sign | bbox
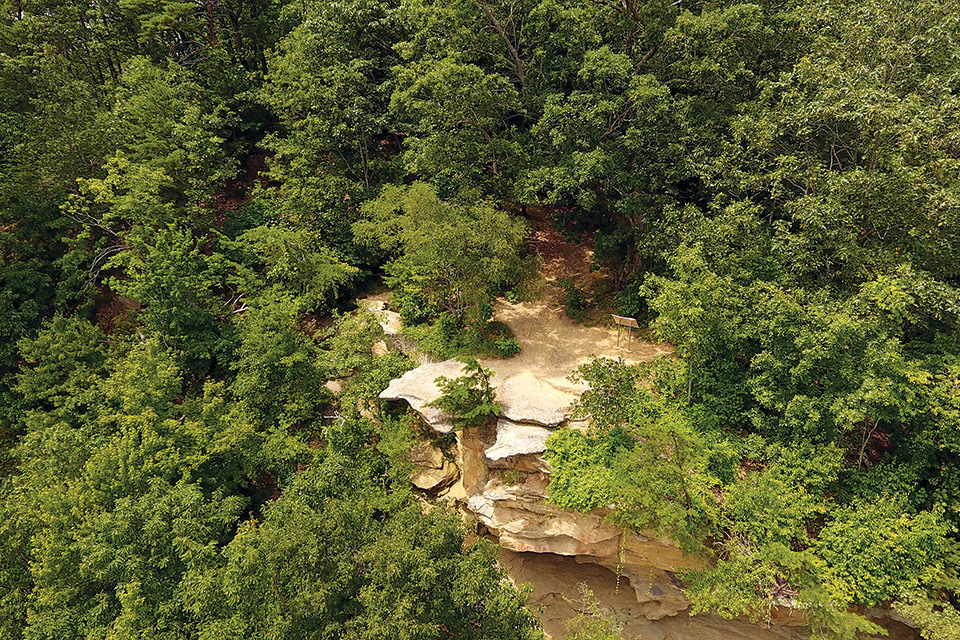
[611,314,640,351]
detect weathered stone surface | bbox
[465,474,699,617]
[439,481,467,503]
[380,360,579,431]
[496,371,577,426]
[407,440,445,468]
[456,422,494,494]
[486,454,551,473]
[500,548,815,640]
[411,460,458,490]
[485,419,553,461]
[379,360,468,433]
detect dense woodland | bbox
[1,0,960,638]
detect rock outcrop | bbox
[379,358,581,433]
[385,359,919,639]
[484,419,553,461]
[407,441,458,490]
[388,359,698,621]
[496,370,579,426]
[465,474,695,620]
[379,360,467,433]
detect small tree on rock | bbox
[426,357,499,429]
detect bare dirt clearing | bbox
[482,210,670,385]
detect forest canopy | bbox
[2,0,960,638]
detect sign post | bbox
[611,314,640,351]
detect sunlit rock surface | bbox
[485,419,553,461]
[379,360,466,433]
[495,370,578,426]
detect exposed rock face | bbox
[379,360,467,433]
[411,461,458,490]
[496,371,578,426]
[380,359,581,433]
[500,549,811,640]
[388,360,918,639]
[407,440,445,468]
[388,360,698,621]
[485,419,553,461]
[407,440,458,491]
[465,474,696,620]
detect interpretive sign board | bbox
[611,315,640,351]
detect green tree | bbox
[237,225,358,315]
[816,500,951,608]
[355,182,527,330]
[426,357,500,430]
[107,224,241,376]
[259,0,407,256]
[186,445,543,640]
[231,295,330,426]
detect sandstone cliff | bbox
[380,357,918,640]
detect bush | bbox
[425,357,500,429]
[402,316,520,360]
[495,338,521,358]
[556,278,588,320]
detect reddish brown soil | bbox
[520,205,619,322]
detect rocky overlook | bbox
[366,293,916,640]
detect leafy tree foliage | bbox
[425,356,500,430]
[5,0,960,635]
[546,359,718,554]
[237,225,358,315]
[355,182,528,330]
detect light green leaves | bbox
[816,500,951,607]
[356,182,527,329]
[426,357,500,430]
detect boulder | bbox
[358,299,402,335]
[485,419,554,461]
[411,461,458,491]
[379,360,468,433]
[407,440,445,468]
[496,371,577,426]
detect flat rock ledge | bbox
[379,360,467,433]
[496,370,578,426]
[485,419,553,461]
[379,359,578,432]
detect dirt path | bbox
[481,211,670,385]
[483,297,670,389]
[360,214,671,383]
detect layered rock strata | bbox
[380,359,697,620]
[381,358,920,639]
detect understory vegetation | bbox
[2,0,960,638]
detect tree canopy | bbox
[3,0,960,637]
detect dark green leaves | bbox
[426,357,500,430]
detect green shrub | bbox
[495,337,521,358]
[816,500,950,607]
[556,278,588,320]
[543,428,632,513]
[425,357,500,429]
